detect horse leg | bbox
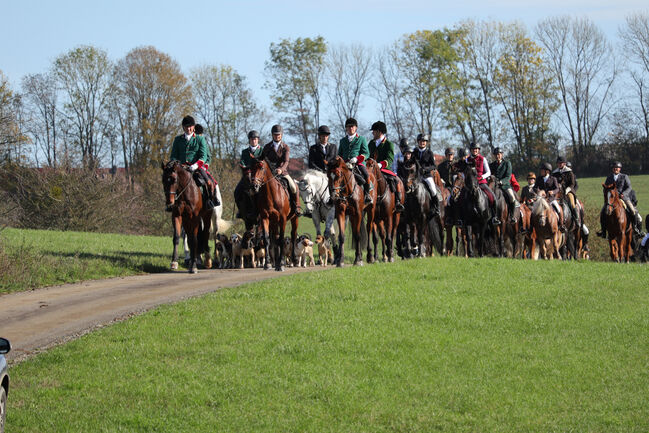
[354,213,364,266]
[261,219,272,270]
[336,212,346,267]
[276,221,287,272]
[185,219,199,273]
[170,215,182,270]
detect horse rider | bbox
[261,124,302,216]
[520,172,537,205]
[535,162,565,232]
[490,147,520,223]
[169,115,219,210]
[413,133,442,216]
[467,142,500,225]
[397,144,416,179]
[338,117,372,205]
[308,125,338,173]
[596,161,644,238]
[234,130,264,219]
[552,156,578,221]
[437,147,455,192]
[368,121,404,212]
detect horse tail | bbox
[211,185,232,234]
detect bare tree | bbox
[325,43,373,134]
[493,23,559,163]
[264,36,327,156]
[191,65,263,160]
[453,20,504,149]
[21,73,60,167]
[53,45,114,169]
[0,70,27,163]
[114,46,193,169]
[371,47,415,142]
[536,16,618,156]
[619,12,649,140]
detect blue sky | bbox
[2,0,647,122]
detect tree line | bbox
[2,14,649,177]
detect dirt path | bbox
[0,267,325,363]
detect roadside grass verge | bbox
[0,228,169,293]
[8,257,649,432]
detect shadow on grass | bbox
[41,250,169,273]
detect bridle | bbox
[329,164,357,204]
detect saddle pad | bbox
[381,168,397,177]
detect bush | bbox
[0,164,165,235]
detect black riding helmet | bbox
[248,130,260,139]
[541,162,552,171]
[399,138,409,149]
[182,115,195,127]
[612,161,622,169]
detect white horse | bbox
[298,170,336,240]
[180,184,231,269]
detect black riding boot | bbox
[596,210,607,238]
[290,191,302,217]
[392,179,404,212]
[203,189,215,211]
[491,204,501,225]
[364,182,373,205]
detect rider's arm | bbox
[357,136,369,164]
[482,159,491,180]
[621,175,632,197]
[277,144,290,173]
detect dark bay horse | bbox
[327,156,376,266]
[250,159,299,271]
[366,159,401,263]
[487,176,509,257]
[399,160,443,257]
[162,161,213,273]
[603,183,633,263]
[451,160,492,257]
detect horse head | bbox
[299,169,329,215]
[451,171,465,201]
[161,160,188,211]
[403,160,420,193]
[250,159,272,193]
[603,183,619,215]
[326,156,351,203]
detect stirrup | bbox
[491,217,501,225]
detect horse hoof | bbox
[264,264,272,270]
[354,260,364,267]
[205,259,212,269]
[189,266,198,274]
[336,262,344,268]
[170,261,178,270]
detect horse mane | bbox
[531,196,549,217]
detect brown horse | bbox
[250,159,299,271]
[327,156,376,266]
[161,161,213,273]
[366,159,402,263]
[530,192,562,260]
[602,183,633,263]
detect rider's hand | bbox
[349,157,358,164]
[275,168,282,175]
[189,163,198,171]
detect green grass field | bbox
[7,257,649,432]
[1,175,647,294]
